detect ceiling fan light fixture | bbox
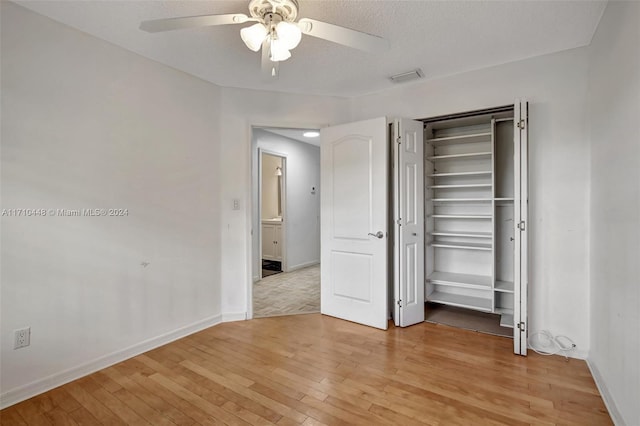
[140,0,389,78]
[270,38,291,62]
[241,23,268,52]
[276,21,302,50]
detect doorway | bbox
[251,126,321,318]
[260,152,285,277]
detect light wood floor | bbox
[0,314,612,425]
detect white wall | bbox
[261,153,282,220]
[252,129,321,279]
[1,2,222,406]
[587,2,640,424]
[351,48,592,355]
[219,87,350,318]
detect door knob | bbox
[368,231,384,239]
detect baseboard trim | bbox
[0,314,222,410]
[286,260,319,272]
[569,348,589,360]
[587,358,625,425]
[222,312,247,322]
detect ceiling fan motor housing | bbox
[249,0,299,22]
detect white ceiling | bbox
[15,0,607,98]
[261,127,321,146]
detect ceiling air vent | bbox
[389,68,425,84]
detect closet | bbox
[319,101,528,355]
[422,105,527,353]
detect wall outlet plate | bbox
[14,327,30,349]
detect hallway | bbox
[253,264,320,318]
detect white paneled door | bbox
[320,117,389,330]
[393,119,425,327]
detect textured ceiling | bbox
[15,0,606,97]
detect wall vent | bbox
[389,68,425,84]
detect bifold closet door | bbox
[513,100,529,355]
[320,117,389,330]
[393,119,425,327]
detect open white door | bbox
[393,119,425,327]
[321,117,389,330]
[513,100,529,355]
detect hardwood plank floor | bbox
[0,314,612,425]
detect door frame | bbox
[247,123,324,320]
[258,148,288,279]
[418,102,528,354]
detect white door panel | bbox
[394,119,425,327]
[332,137,372,240]
[332,252,373,301]
[321,117,389,330]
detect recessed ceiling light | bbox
[303,131,320,138]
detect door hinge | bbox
[397,136,402,144]
[517,321,526,331]
[517,220,526,231]
[516,119,526,130]
[397,300,402,307]
[396,218,402,225]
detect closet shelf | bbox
[430,214,492,219]
[427,291,493,312]
[431,198,492,203]
[427,132,492,145]
[427,271,492,289]
[494,280,514,293]
[430,231,492,238]
[428,171,492,178]
[428,184,492,189]
[494,197,515,201]
[430,242,492,251]
[500,314,514,328]
[427,152,492,161]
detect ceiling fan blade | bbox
[261,40,279,80]
[140,14,252,33]
[298,18,389,53]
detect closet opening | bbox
[419,106,521,338]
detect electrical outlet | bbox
[233,199,240,210]
[14,327,30,349]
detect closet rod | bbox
[495,118,514,123]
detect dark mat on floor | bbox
[425,303,511,338]
[262,269,281,277]
[262,260,282,271]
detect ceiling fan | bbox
[140,0,389,79]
